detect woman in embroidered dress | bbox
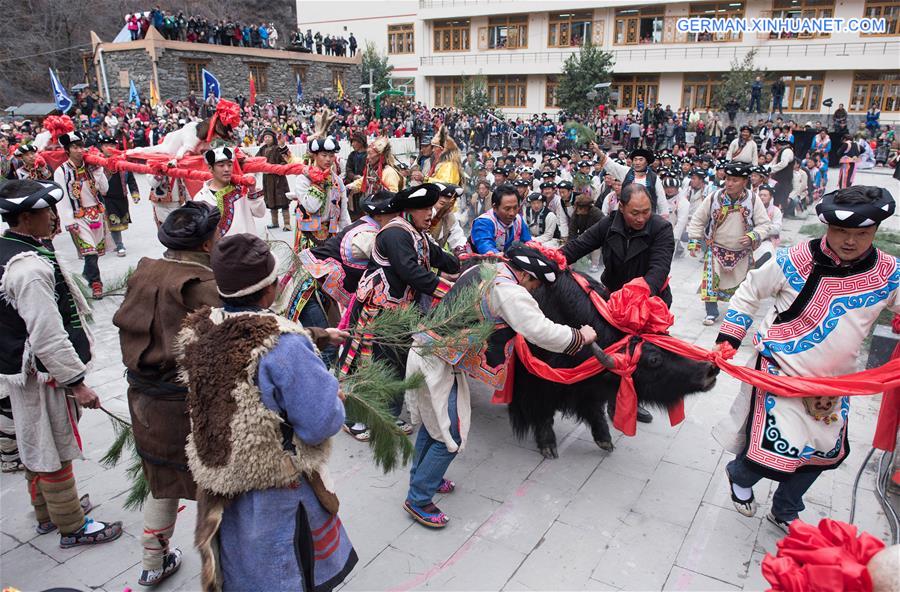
[292,135,350,251]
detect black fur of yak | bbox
[508,269,718,459]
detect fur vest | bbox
[176,307,337,511]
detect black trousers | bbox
[83,254,100,284]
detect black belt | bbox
[126,370,188,400]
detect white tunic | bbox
[406,264,578,452]
[193,181,267,237]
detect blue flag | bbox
[129,79,141,107]
[49,68,73,114]
[202,68,220,100]
[296,75,303,103]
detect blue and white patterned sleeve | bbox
[716,254,788,349]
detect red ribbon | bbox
[512,273,900,438]
[761,519,885,592]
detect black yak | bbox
[508,268,719,459]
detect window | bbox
[687,2,745,42]
[769,0,834,39]
[434,77,463,107]
[682,73,723,109]
[614,6,665,45]
[332,68,345,93]
[292,65,307,86]
[862,1,900,36]
[612,75,659,110]
[388,23,415,54]
[775,73,824,111]
[546,76,559,108]
[433,19,470,52]
[548,11,593,48]
[486,15,528,49]
[850,72,900,112]
[183,60,208,94]
[488,75,527,108]
[247,63,268,93]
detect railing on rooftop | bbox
[419,0,518,8]
[420,40,900,66]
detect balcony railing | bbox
[420,0,517,8]
[420,40,899,67]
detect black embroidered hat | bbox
[0,180,63,215]
[816,186,895,228]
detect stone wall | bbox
[100,47,361,104]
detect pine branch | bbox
[341,359,424,473]
[98,411,150,511]
[363,266,497,353]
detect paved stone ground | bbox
[1,168,898,592]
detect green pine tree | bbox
[457,74,491,116]
[361,41,394,94]
[556,44,615,117]
[712,49,771,112]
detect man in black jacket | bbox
[561,183,675,424]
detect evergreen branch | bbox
[97,412,150,510]
[341,359,424,473]
[123,453,150,511]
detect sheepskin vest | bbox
[176,307,337,512]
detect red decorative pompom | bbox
[43,115,75,141]
[524,241,568,270]
[214,99,242,130]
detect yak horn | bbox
[590,343,616,369]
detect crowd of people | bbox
[123,6,361,56]
[126,6,280,48]
[0,84,899,590]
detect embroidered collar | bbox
[819,237,874,268]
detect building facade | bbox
[298,0,899,121]
[90,26,361,105]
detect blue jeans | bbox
[727,454,821,522]
[298,294,337,366]
[406,382,461,507]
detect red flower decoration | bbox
[215,99,242,130]
[307,166,329,185]
[761,519,885,592]
[605,278,674,335]
[44,115,75,142]
[524,241,568,270]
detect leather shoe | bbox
[636,406,653,423]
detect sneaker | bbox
[766,511,791,535]
[91,281,104,300]
[116,247,127,257]
[282,226,292,232]
[59,517,123,548]
[138,548,183,586]
[703,315,718,326]
[726,471,757,518]
[342,423,370,442]
[36,494,93,535]
[395,419,414,435]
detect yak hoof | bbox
[595,439,615,451]
[539,446,559,459]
